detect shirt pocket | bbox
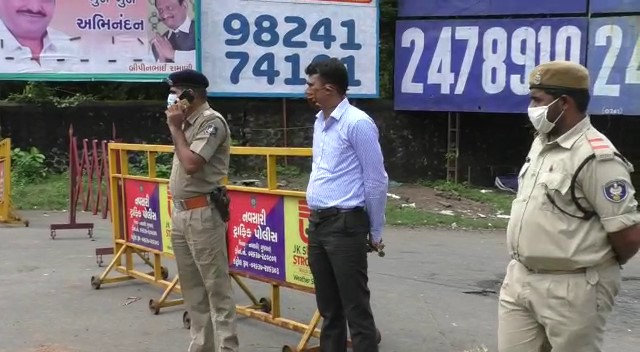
[320,134,351,173]
[537,172,572,213]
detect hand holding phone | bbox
[177,90,195,109]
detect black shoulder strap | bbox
[551,151,631,221]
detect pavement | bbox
[0,210,638,352]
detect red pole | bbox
[68,125,77,225]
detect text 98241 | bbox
[202,0,379,98]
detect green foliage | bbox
[385,205,509,229]
[5,82,95,107]
[277,164,302,177]
[11,147,48,186]
[379,0,398,98]
[130,153,173,178]
[12,172,69,210]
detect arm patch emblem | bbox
[603,180,629,203]
[204,123,217,136]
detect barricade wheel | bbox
[182,311,191,329]
[50,230,56,239]
[24,220,29,227]
[258,297,272,313]
[281,345,297,352]
[90,276,101,290]
[88,229,93,238]
[161,266,169,280]
[149,299,160,315]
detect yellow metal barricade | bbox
[92,143,326,351]
[0,138,28,227]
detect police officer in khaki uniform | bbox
[164,69,239,352]
[498,61,640,352]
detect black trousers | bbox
[307,208,378,352]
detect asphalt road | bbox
[0,211,638,352]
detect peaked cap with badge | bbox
[529,60,590,91]
[166,69,209,89]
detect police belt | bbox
[519,257,619,275]
[173,194,212,211]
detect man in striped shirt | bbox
[304,57,388,352]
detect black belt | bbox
[311,206,364,219]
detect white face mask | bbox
[527,98,564,134]
[166,93,178,107]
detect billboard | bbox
[587,16,640,115]
[590,0,640,14]
[201,0,379,98]
[394,18,588,113]
[395,0,640,115]
[0,0,199,81]
[398,0,587,17]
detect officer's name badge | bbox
[204,123,217,136]
[603,180,629,203]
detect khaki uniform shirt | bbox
[507,117,640,271]
[169,103,231,200]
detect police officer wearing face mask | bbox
[498,60,640,352]
[164,69,239,352]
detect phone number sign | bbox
[590,0,640,14]
[394,18,588,113]
[201,0,379,98]
[587,16,640,116]
[399,0,586,17]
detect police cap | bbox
[529,61,590,91]
[166,69,209,89]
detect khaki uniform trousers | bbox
[498,259,621,352]
[172,205,239,352]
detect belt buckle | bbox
[173,199,187,211]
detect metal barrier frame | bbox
[0,138,28,227]
[91,142,329,351]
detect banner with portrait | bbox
[0,0,199,81]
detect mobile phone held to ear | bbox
[178,90,195,108]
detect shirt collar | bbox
[0,19,57,53]
[315,97,350,121]
[173,16,192,34]
[540,115,592,149]
[186,102,210,125]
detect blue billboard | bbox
[394,18,588,113]
[590,0,640,14]
[587,16,640,115]
[398,0,587,18]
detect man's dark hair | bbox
[305,58,349,95]
[543,88,590,114]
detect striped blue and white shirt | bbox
[306,98,389,241]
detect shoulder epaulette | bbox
[203,109,214,117]
[584,129,615,161]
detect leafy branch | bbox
[4,82,95,107]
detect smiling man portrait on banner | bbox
[0,0,84,73]
[151,0,196,64]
